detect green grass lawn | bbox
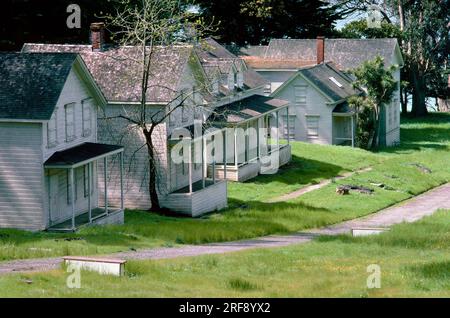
[1,210,448,297]
[0,113,449,261]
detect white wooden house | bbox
[23,28,291,217]
[271,62,362,146]
[0,53,124,231]
[240,37,405,147]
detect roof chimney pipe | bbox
[90,22,105,52]
[317,36,325,64]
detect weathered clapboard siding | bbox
[257,70,296,95]
[273,76,333,144]
[97,59,209,210]
[97,105,156,209]
[0,123,45,230]
[160,180,227,217]
[382,68,401,147]
[43,68,97,161]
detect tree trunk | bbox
[370,106,381,149]
[143,129,160,211]
[400,85,408,114]
[410,65,428,117]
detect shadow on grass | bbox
[378,113,450,154]
[242,154,345,186]
[407,261,450,280]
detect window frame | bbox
[306,115,320,138]
[281,114,296,140]
[47,108,58,148]
[294,85,307,104]
[82,99,92,137]
[64,103,76,142]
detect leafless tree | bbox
[102,0,213,210]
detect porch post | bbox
[351,115,355,148]
[104,157,108,215]
[188,140,193,193]
[275,111,280,150]
[245,122,249,163]
[286,106,290,144]
[266,115,270,152]
[70,168,75,230]
[234,126,238,168]
[120,152,124,210]
[88,163,92,223]
[202,133,206,188]
[223,128,227,180]
[256,118,260,158]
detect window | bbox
[294,85,307,104]
[306,115,319,137]
[47,110,58,148]
[282,115,296,140]
[82,99,92,137]
[181,106,188,123]
[212,80,219,95]
[227,71,235,90]
[65,103,76,142]
[263,83,272,95]
[237,71,244,88]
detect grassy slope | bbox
[1,210,448,297]
[0,114,449,261]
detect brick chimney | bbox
[316,36,325,64]
[90,22,105,52]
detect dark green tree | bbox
[339,19,402,38]
[352,56,398,149]
[191,0,348,45]
[334,0,450,117]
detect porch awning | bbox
[332,102,355,116]
[209,95,290,125]
[44,142,123,168]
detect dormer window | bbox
[212,79,219,95]
[227,71,235,91]
[237,71,244,89]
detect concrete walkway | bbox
[1,183,449,276]
[267,167,372,203]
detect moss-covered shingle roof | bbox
[0,52,77,120]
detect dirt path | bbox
[1,183,449,276]
[266,167,373,203]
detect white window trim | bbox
[237,71,244,88]
[82,99,92,137]
[294,85,307,104]
[65,103,76,142]
[47,108,58,148]
[306,115,320,137]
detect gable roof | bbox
[0,52,78,120]
[241,56,316,70]
[264,38,403,70]
[196,38,268,91]
[22,44,195,103]
[272,62,362,103]
[209,95,289,124]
